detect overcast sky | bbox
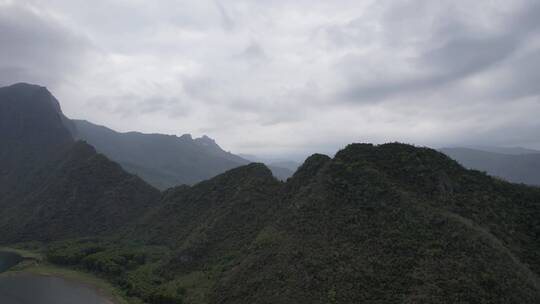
[1,0,540,159]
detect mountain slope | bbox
[207,144,540,304]
[72,120,293,189]
[441,147,540,185]
[0,141,160,242]
[132,163,283,285]
[0,83,74,201]
[91,143,539,304]
[0,83,160,243]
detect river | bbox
[0,251,113,304]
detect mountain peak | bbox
[4,82,46,91]
[194,134,220,149]
[179,133,193,141]
[293,153,331,177]
[0,83,73,161]
[220,162,274,181]
[0,82,62,112]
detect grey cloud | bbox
[232,40,268,65]
[456,120,540,149]
[0,4,94,88]
[317,18,377,49]
[342,34,518,101]
[86,94,190,118]
[214,0,235,31]
[242,41,266,60]
[340,1,540,103]
[420,35,517,81]
[492,49,540,101]
[0,66,30,86]
[1,0,539,156]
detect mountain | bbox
[0,83,74,199]
[51,143,539,303]
[72,120,294,189]
[0,83,160,243]
[120,143,540,303]
[441,147,540,185]
[472,146,540,155]
[2,83,540,303]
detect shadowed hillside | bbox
[0,83,160,243]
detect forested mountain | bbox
[43,143,540,304]
[0,83,160,243]
[114,143,540,303]
[441,147,540,186]
[2,83,540,303]
[72,120,294,189]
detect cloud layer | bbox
[1,0,539,158]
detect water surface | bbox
[0,251,113,304]
[0,274,113,304]
[0,251,23,272]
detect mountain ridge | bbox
[1,83,540,303]
[71,119,294,189]
[0,83,160,243]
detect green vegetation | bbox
[3,142,540,304]
[0,245,43,261]
[20,143,540,304]
[2,84,540,303]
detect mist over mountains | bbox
[441,147,540,186]
[0,82,292,190]
[70,120,294,189]
[1,82,540,303]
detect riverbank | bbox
[0,246,42,260]
[0,247,135,304]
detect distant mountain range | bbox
[238,154,300,180]
[1,83,540,303]
[441,147,540,186]
[71,120,295,189]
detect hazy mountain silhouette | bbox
[473,146,540,155]
[239,154,301,171]
[441,147,540,185]
[72,120,294,189]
